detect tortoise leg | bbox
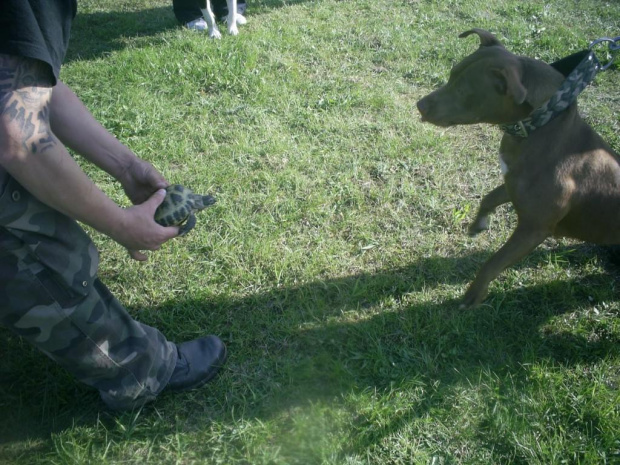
[178,214,197,237]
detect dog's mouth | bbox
[417,108,454,127]
[420,115,455,127]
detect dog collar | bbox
[500,50,600,138]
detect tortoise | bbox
[154,184,216,236]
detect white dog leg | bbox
[200,4,221,39]
[226,0,239,35]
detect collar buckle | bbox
[500,120,529,138]
[513,121,528,138]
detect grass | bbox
[1,0,620,463]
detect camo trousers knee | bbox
[0,176,177,410]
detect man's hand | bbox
[119,157,168,205]
[111,189,179,261]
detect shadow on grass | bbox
[65,6,175,62]
[1,244,618,461]
[65,0,314,63]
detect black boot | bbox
[165,335,227,391]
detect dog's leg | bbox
[200,1,221,39]
[469,184,510,236]
[460,223,549,308]
[225,0,239,35]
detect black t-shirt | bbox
[0,0,77,84]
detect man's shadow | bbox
[1,245,618,460]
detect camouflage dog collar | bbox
[500,50,601,138]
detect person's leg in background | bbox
[172,0,208,30]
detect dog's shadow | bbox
[1,244,618,460]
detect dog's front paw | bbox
[228,23,239,35]
[236,14,247,25]
[459,284,488,309]
[226,14,239,35]
[208,28,222,39]
[468,216,489,237]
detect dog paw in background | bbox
[200,0,245,39]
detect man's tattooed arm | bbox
[0,54,178,259]
[0,54,56,154]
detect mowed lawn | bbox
[1,0,619,463]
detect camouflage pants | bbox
[0,175,177,410]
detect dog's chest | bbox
[498,148,525,179]
[498,136,527,177]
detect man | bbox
[0,1,227,410]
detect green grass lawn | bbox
[1,0,620,463]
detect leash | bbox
[589,36,620,71]
[501,35,619,138]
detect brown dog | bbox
[417,28,620,308]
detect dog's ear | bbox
[492,67,527,104]
[459,29,503,47]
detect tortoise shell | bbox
[154,184,216,236]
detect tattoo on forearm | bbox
[0,55,56,154]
